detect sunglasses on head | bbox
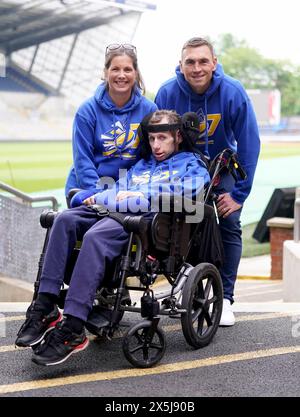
[105,43,137,55]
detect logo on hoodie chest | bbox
[101,121,140,159]
[196,109,221,144]
[131,169,179,186]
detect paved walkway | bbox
[238,254,271,278]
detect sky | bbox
[133,0,300,93]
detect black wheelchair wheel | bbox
[181,263,223,348]
[122,320,166,368]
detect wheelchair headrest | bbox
[138,111,202,159]
[181,112,201,144]
[146,122,181,133]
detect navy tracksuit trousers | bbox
[38,206,129,321]
[216,171,242,304]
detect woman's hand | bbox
[116,191,144,201]
[83,195,96,205]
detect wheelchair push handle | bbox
[231,153,247,181]
[209,148,247,182]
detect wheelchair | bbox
[33,146,246,368]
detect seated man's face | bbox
[148,116,182,161]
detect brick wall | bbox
[267,217,294,280]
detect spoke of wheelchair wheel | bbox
[208,295,218,304]
[149,342,164,351]
[204,311,212,327]
[194,296,205,306]
[192,306,203,323]
[197,313,205,334]
[134,331,144,345]
[204,277,212,298]
[143,347,149,361]
[129,344,144,354]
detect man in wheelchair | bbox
[15,110,210,366]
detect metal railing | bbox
[0,181,58,211]
[0,181,59,282]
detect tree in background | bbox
[215,33,300,116]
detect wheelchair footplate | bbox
[85,287,131,337]
[85,306,112,337]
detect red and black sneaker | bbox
[32,320,89,366]
[15,304,62,348]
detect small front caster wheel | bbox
[122,320,166,368]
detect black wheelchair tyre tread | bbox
[181,263,223,348]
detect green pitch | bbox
[1,140,300,193]
[260,142,300,159]
[0,141,72,192]
[1,139,300,258]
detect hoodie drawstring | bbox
[203,97,209,158]
[112,111,133,157]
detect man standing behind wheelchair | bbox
[15,110,210,367]
[155,37,261,326]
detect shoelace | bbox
[41,324,73,351]
[17,309,46,335]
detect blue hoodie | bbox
[155,64,260,205]
[65,83,157,195]
[95,151,210,212]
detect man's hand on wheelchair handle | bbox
[217,193,242,218]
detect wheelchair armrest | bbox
[66,188,82,208]
[67,188,82,200]
[40,209,59,228]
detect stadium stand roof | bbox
[0,0,156,105]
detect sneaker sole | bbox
[32,337,89,366]
[219,321,235,327]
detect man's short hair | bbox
[148,110,181,127]
[181,37,215,58]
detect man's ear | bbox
[179,60,183,73]
[212,56,218,72]
[176,131,183,144]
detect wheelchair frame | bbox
[33,148,245,368]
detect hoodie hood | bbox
[175,63,224,101]
[94,82,143,114]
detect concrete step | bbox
[0,276,33,302]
